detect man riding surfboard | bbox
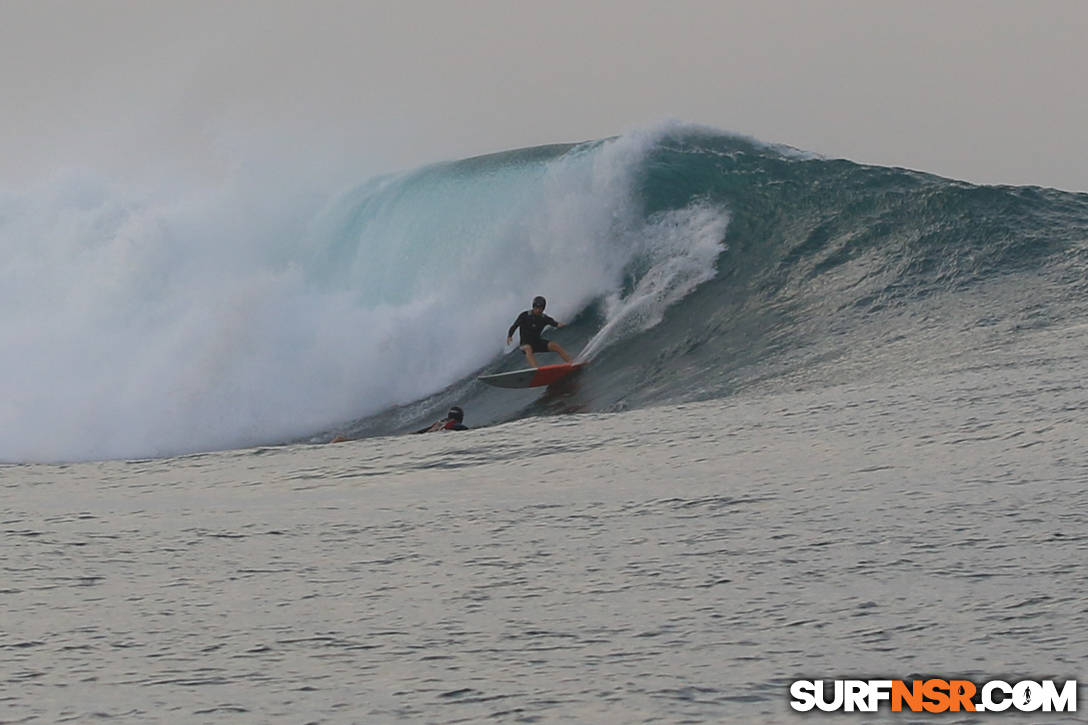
[506,296,573,368]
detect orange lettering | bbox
[922,679,951,713]
[949,680,976,711]
[892,680,923,712]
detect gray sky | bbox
[2,0,1086,191]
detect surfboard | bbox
[477,362,585,389]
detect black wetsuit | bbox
[414,419,469,434]
[509,310,559,353]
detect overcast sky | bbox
[2,0,1086,191]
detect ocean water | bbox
[3,123,1088,721]
[3,317,1086,722]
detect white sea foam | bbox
[0,124,728,462]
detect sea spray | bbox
[0,123,729,462]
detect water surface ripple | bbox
[3,327,1086,722]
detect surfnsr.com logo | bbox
[789,679,1077,713]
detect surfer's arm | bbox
[507,312,525,342]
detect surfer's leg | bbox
[548,341,573,363]
[521,344,539,367]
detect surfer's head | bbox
[532,296,546,311]
[447,406,464,423]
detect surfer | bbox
[328,406,468,442]
[506,296,573,368]
[414,406,469,434]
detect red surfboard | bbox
[477,362,585,389]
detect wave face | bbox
[3,123,1087,462]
